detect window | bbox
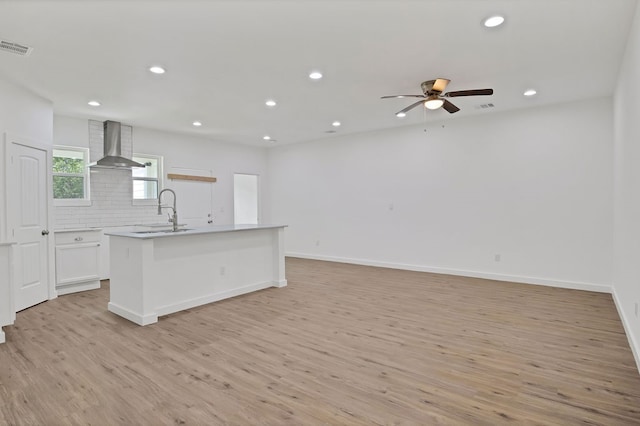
[52,146,90,205]
[132,154,163,200]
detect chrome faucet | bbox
[158,188,179,231]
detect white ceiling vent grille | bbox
[0,39,33,57]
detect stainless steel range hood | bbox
[89,121,145,169]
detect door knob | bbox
[41,230,49,236]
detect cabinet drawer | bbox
[55,230,101,245]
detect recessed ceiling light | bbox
[265,100,277,107]
[396,112,406,118]
[524,89,537,97]
[88,100,101,107]
[309,71,323,80]
[192,121,202,127]
[263,135,271,141]
[484,15,505,28]
[332,121,341,127]
[149,66,166,74]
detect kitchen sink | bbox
[133,229,192,234]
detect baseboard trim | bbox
[56,280,100,296]
[273,279,288,288]
[154,281,276,317]
[286,252,612,293]
[611,289,640,374]
[107,302,158,326]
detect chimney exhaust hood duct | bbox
[89,121,145,169]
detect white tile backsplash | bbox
[53,120,163,229]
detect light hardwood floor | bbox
[1,258,639,425]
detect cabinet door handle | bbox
[74,237,84,242]
[42,230,49,236]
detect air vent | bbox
[475,103,495,110]
[0,39,33,56]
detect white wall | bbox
[0,77,53,241]
[269,98,613,291]
[134,127,270,226]
[0,78,53,144]
[53,115,270,229]
[613,2,640,371]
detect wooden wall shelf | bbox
[167,173,217,183]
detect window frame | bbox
[132,153,164,205]
[52,145,91,207]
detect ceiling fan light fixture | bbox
[424,96,444,110]
[383,78,494,116]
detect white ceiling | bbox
[0,0,636,146]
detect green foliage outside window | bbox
[53,176,84,199]
[52,148,88,200]
[53,157,84,174]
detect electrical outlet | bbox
[494,254,501,262]
[635,302,638,318]
[315,240,320,246]
[220,266,226,276]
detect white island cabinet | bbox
[0,242,16,344]
[105,225,287,326]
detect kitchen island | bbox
[105,224,287,325]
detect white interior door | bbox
[234,173,259,224]
[8,142,50,311]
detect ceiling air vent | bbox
[475,103,495,110]
[0,39,33,57]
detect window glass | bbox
[52,147,90,201]
[133,180,158,199]
[132,154,162,200]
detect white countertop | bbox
[104,224,287,239]
[54,228,103,233]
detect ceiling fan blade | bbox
[442,99,460,114]
[381,95,426,99]
[445,89,494,97]
[397,99,427,115]
[432,78,450,93]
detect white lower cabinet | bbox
[55,229,102,295]
[0,243,15,344]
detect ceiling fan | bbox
[381,79,493,116]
